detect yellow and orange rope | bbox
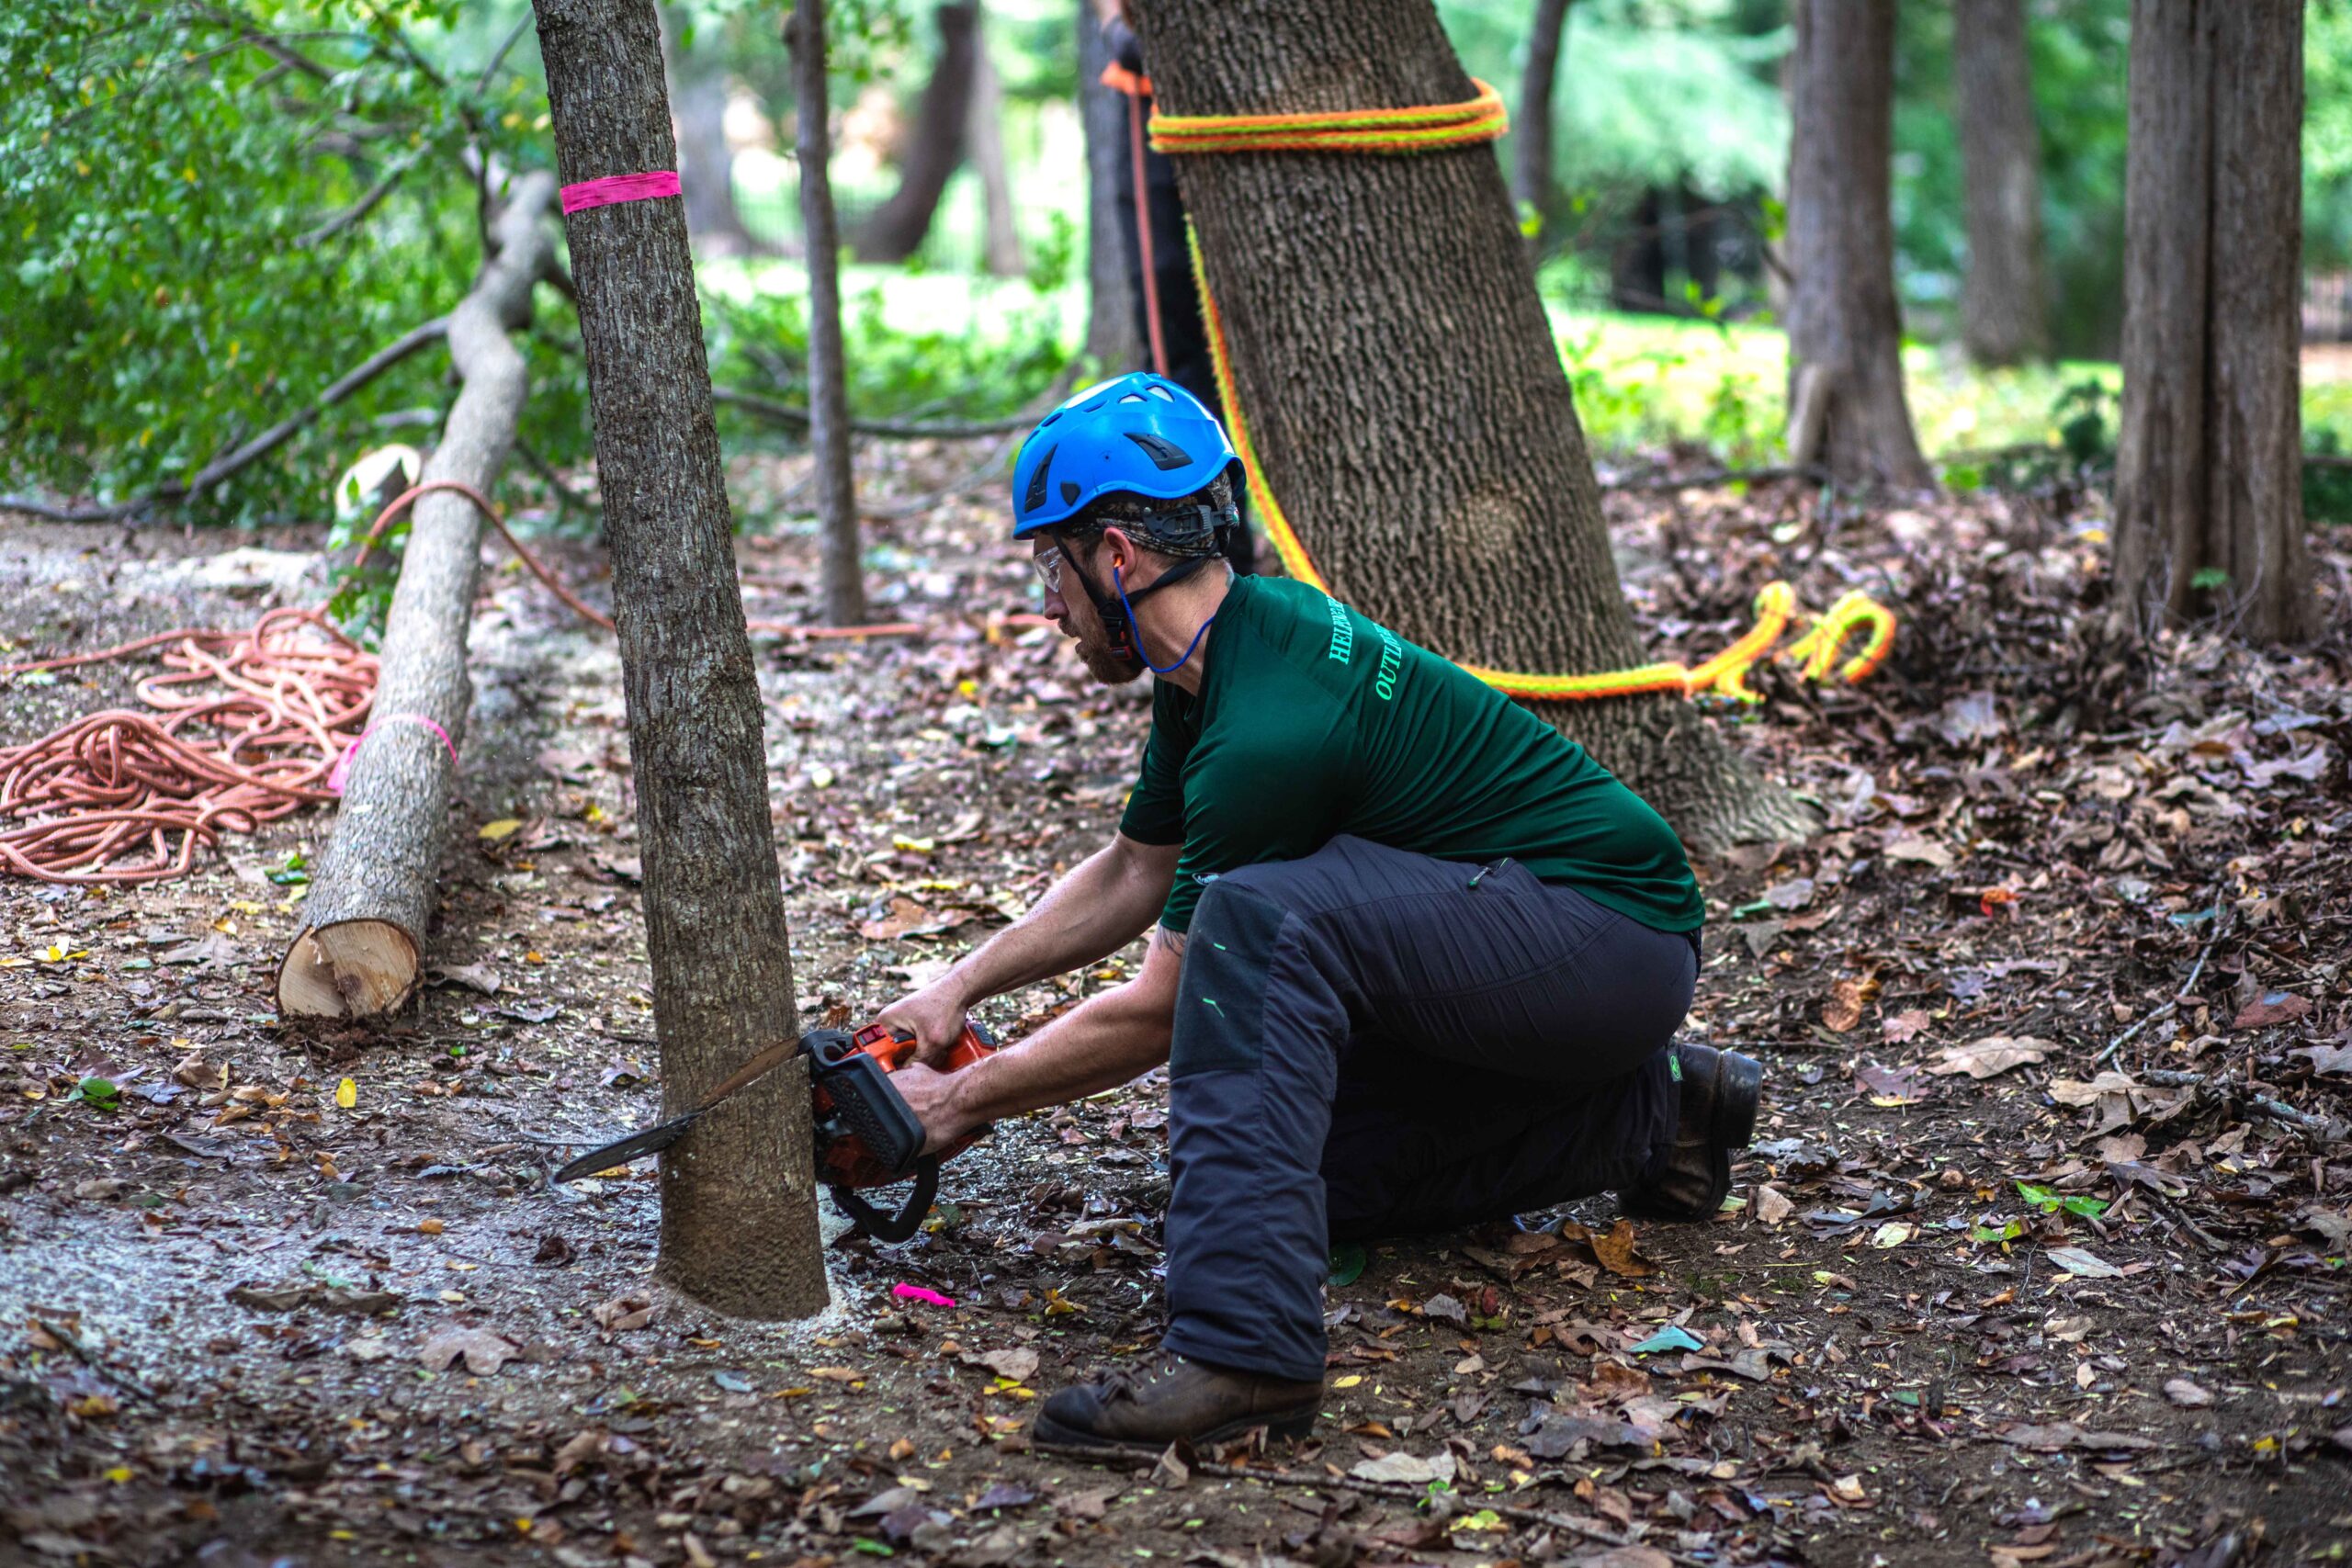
[1146,76,1897,702]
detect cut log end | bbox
[278,919,422,1020]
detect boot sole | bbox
[1030,1405,1317,1460]
[1714,1050,1762,1148]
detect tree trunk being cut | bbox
[532,0,828,1319]
[277,171,558,1021]
[1130,0,1813,850]
[2111,0,2312,643]
[1784,0,1932,489]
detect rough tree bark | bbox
[1131,0,1814,850]
[277,173,557,1021]
[850,3,978,264]
[664,7,760,256]
[1784,0,1932,488]
[2112,0,2312,642]
[793,0,867,626]
[1512,0,1571,263]
[532,0,827,1319]
[1954,0,2047,366]
[1079,0,1144,369]
[966,4,1024,276]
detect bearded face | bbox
[1036,535,1147,686]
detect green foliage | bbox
[65,1075,120,1112]
[705,267,1073,427]
[0,2,552,519]
[2303,426,2352,525]
[2016,1181,2109,1220]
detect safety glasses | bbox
[1030,546,1066,595]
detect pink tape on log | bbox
[327,713,458,795]
[559,170,682,214]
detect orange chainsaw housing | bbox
[811,1021,997,1189]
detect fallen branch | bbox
[2138,1069,2337,1137]
[0,318,451,523]
[277,171,557,1022]
[1182,1458,1673,1559]
[712,384,1045,442]
[1600,463,1829,493]
[2098,906,2231,1065]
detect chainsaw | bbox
[554,1020,997,1243]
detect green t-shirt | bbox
[1117,576,1704,935]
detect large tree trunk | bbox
[277,174,557,1021]
[1078,0,1143,369]
[1130,0,1813,851]
[850,3,978,264]
[795,0,866,626]
[2111,0,2312,642]
[1954,0,2047,366]
[665,8,760,257]
[1512,0,1571,262]
[531,0,827,1320]
[967,4,1024,276]
[1784,0,1932,488]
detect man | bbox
[879,373,1758,1455]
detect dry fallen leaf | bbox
[592,1292,654,1332]
[1928,1036,2052,1078]
[2164,1378,2213,1408]
[419,1325,521,1375]
[1753,1185,1794,1226]
[964,1348,1040,1383]
[1884,835,1956,871]
[1822,976,1880,1033]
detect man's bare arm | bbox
[873,832,1177,1056]
[895,926,1186,1148]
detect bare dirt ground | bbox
[4,457,2350,1568]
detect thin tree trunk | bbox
[1512,0,1571,264]
[531,0,827,1320]
[850,3,978,264]
[665,8,759,257]
[1079,0,1143,369]
[277,174,557,1021]
[2112,0,2312,642]
[967,4,1024,276]
[1130,0,1813,852]
[1784,0,1932,489]
[794,0,866,626]
[1955,0,2047,365]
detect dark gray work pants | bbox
[1160,836,1700,1382]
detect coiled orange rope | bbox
[0,480,934,884]
[1149,79,1897,701]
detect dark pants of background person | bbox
[1106,73,1256,577]
[1160,836,1701,1383]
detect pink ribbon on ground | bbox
[327,713,459,795]
[560,170,682,215]
[892,1283,957,1308]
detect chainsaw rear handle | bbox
[827,1160,939,1244]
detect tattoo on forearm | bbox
[1152,928,1187,958]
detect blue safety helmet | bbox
[1010,372,1242,538]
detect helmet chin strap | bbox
[1063,548,1220,674]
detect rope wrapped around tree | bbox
[1143,78,1898,702]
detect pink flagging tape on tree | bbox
[327,713,459,795]
[559,170,682,214]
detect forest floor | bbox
[3,449,2351,1568]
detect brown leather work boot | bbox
[1031,1354,1321,1456]
[1621,1043,1761,1221]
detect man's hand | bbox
[870,984,970,1067]
[889,1060,980,1156]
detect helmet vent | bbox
[1060,480,1081,503]
[1119,392,1148,404]
[1149,384,1175,400]
[1023,444,1057,514]
[1125,433,1194,471]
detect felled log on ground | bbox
[277,171,558,1021]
